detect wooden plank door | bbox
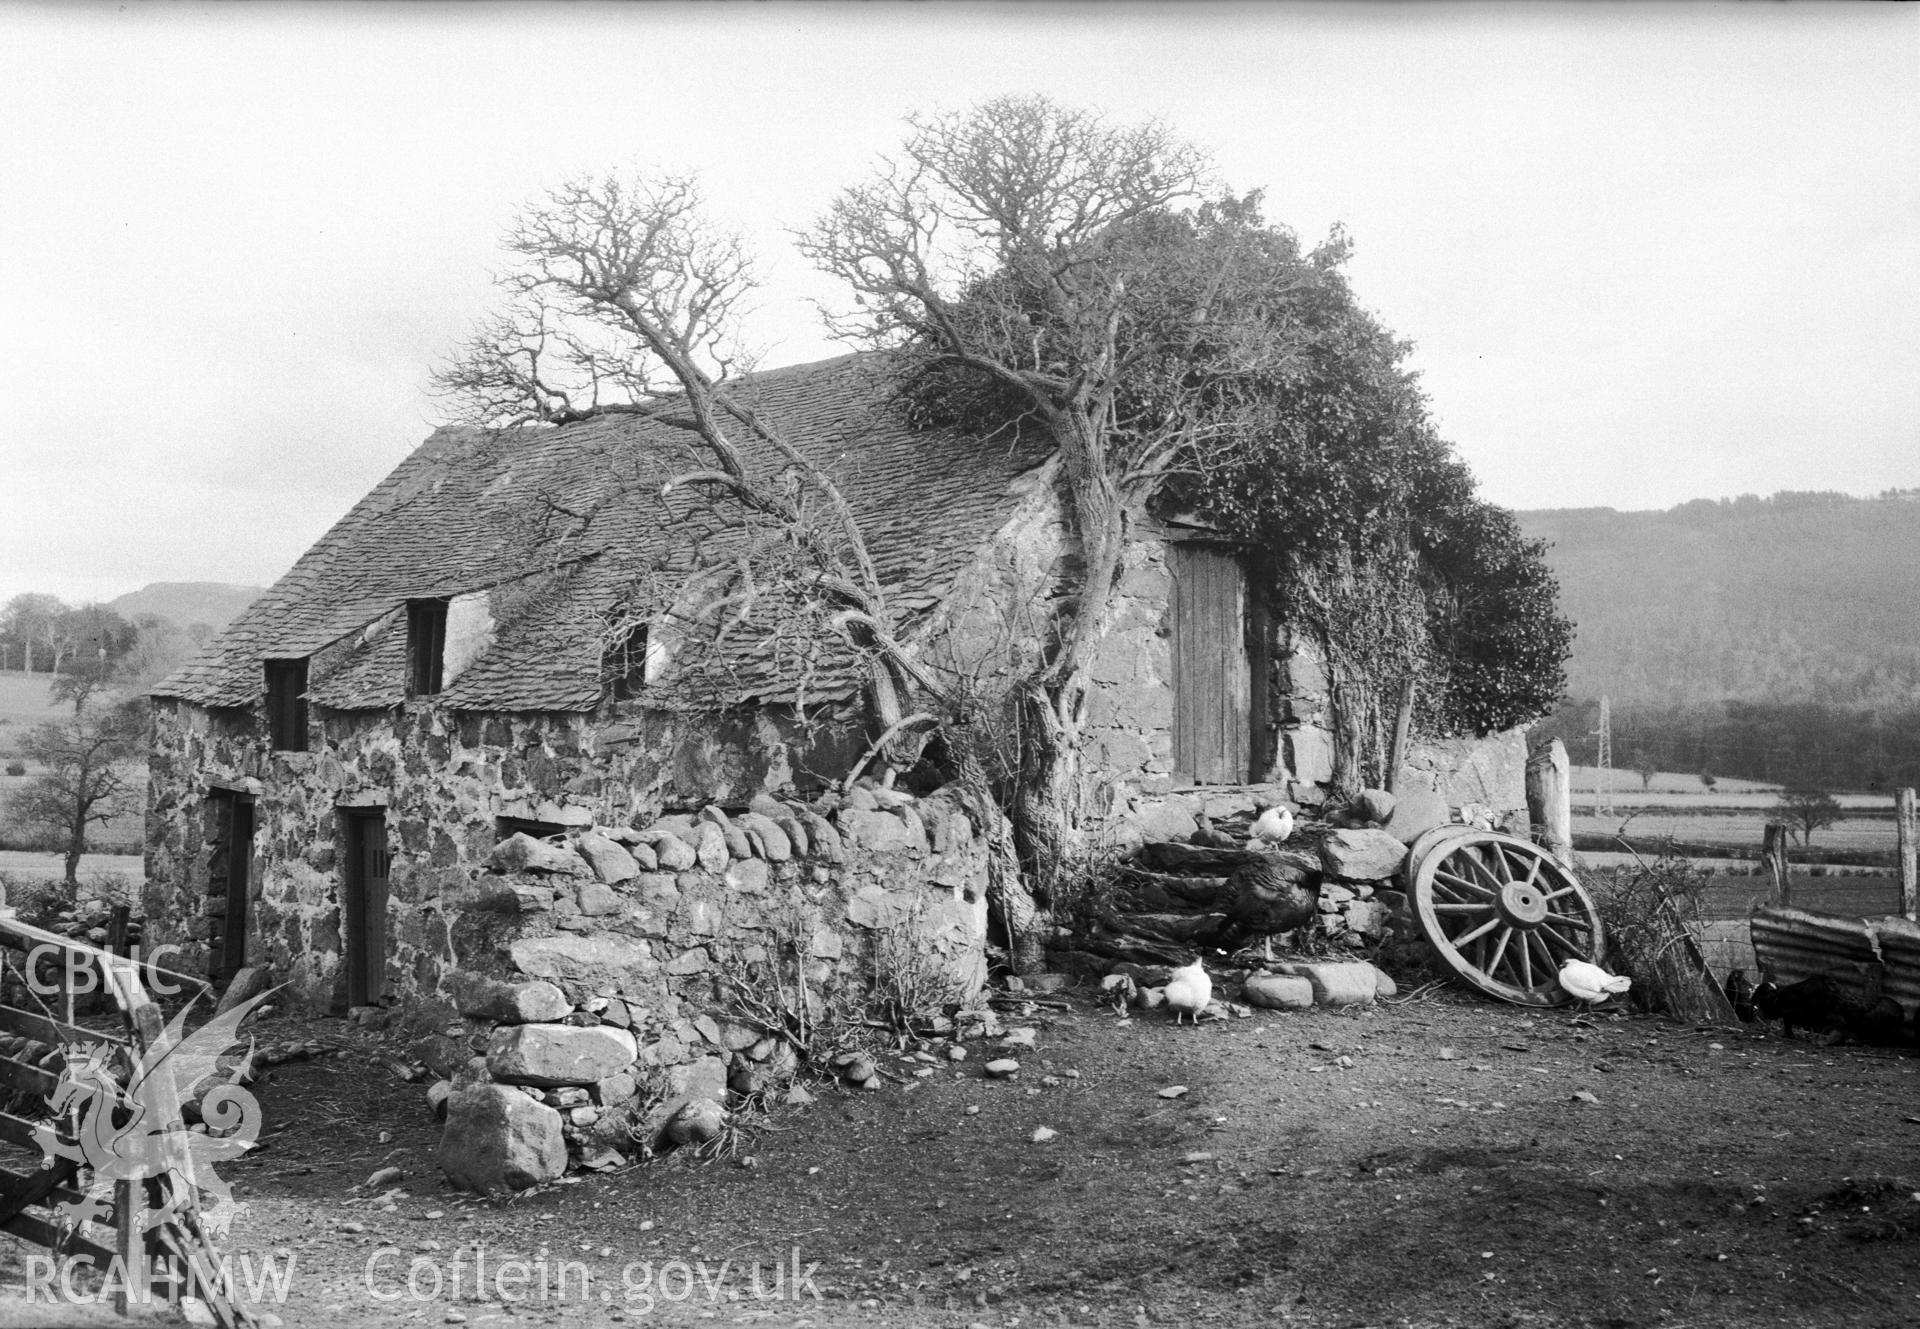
[206,791,253,983]
[219,796,253,980]
[343,811,390,1007]
[1170,544,1254,785]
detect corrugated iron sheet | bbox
[1750,905,1920,1015]
[1871,915,1920,1012]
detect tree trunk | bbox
[945,726,1046,973]
[64,820,85,887]
[1010,408,1126,902]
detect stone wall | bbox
[430,792,988,1186]
[145,700,987,1021]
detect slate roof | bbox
[155,354,1051,713]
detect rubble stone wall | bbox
[145,699,989,1024]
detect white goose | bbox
[1558,958,1632,1006]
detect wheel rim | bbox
[1408,831,1605,1007]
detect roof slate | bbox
[156,354,1050,713]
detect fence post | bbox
[1898,787,1917,922]
[1763,822,1791,908]
[1526,739,1573,867]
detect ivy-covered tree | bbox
[887,172,1571,792]
[437,94,1573,955]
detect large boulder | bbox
[837,808,925,854]
[487,1023,638,1087]
[213,966,275,1016]
[468,877,557,913]
[449,974,570,1024]
[642,1056,729,1146]
[508,934,658,1001]
[1268,959,1378,1007]
[640,831,691,871]
[489,833,585,875]
[661,1098,727,1148]
[1382,786,1450,846]
[735,812,793,861]
[1318,829,1408,882]
[1241,972,1314,1011]
[695,822,731,873]
[438,1083,566,1193]
[574,832,640,885]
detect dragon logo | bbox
[34,989,274,1239]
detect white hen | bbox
[1163,958,1212,1026]
[1558,958,1631,1005]
[1249,805,1295,847]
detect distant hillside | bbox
[107,582,260,633]
[1517,491,1920,708]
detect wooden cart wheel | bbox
[1406,830,1605,1007]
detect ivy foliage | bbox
[904,191,1570,743]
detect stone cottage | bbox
[146,353,1526,1025]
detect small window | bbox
[607,624,648,701]
[407,598,450,697]
[496,816,568,841]
[264,658,308,752]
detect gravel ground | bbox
[7,980,1910,1329]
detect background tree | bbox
[1771,783,1843,850]
[1632,748,1657,790]
[2,670,144,884]
[0,593,67,673]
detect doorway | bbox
[206,790,255,982]
[340,809,390,1008]
[1168,543,1268,785]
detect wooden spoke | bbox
[1537,922,1586,957]
[1452,915,1503,949]
[1484,926,1514,982]
[1526,931,1558,980]
[1433,869,1496,898]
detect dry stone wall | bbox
[145,697,988,1023]
[427,790,987,1187]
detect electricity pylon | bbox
[1591,695,1616,816]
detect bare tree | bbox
[3,671,143,885]
[435,168,1049,961]
[799,96,1319,877]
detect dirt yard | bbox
[10,981,1909,1329]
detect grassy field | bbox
[1566,764,1905,862]
[0,670,66,759]
[1573,809,1896,854]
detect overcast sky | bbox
[1,1,1914,607]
